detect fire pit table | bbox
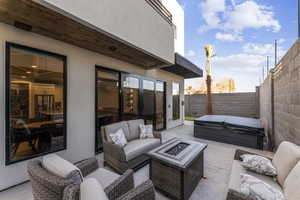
[148,138,207,200]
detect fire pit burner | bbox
[165,142,189,156]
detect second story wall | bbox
[35,0,175,64]
[161,0,185,56]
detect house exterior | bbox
[0,0,202,190]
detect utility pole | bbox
[274,39,278,67]
[267,56,270,75]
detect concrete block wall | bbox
[259,39,300,148]
[185,92,258,118]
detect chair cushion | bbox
[42,154,83,180]
[124,138,160,161]
[104,121,130,142]
[85,168,120,189]
[228,160,282,194]
[272,141,300,186]
[284,161,300,200]
[240,174,285,200]
[127,119,144,141]
[80,178,109,200]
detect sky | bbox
[179,0,298,92]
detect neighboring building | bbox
[185,78,236,94]
[0,0,202,190]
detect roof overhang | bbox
[0,0,171,68]
[161,53,203,79]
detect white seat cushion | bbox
[229,160,282,193]
[85,168,120,189]
[284,161,300,200]
[124,138,160,161]
[42,154,83,180]
[80,178,109,200]
[272,141,300,186]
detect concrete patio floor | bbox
[0,123,272,200]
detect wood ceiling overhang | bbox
[0,0,172,68]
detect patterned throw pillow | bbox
[241,154,277,176]
[240,174,285,200]
[139,124,154,139]
[110,129,127,147]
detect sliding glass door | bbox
[95,66,166,153]
[95,68,120,153]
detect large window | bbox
[6,43,67,165]
[172,82,180,120]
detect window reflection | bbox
[123,76,140,120]
[155,81,165,130]
[7,44,66,164]
[142,80,155,125]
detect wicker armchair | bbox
[63,179,155,200]
[28,157,134,200]
[101,119,162,173]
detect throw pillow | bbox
[241,154,277,176]
[139,124,154,139]
[42,154,83,180]
[110,128,127,147]
[81,178,109,200]
[240,174,285,200]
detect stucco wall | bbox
[34,0,175,64]
[259,39,300,148]
[185,92,259,118]
[161,0,184,56]
[0,23,184,190]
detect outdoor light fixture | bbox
[32,65,38,68]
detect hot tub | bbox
[194,115,264,149]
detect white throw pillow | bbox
[240,174,285,200]
[241,154,277,176]
[139,124,154,139]
[80,178,109,200]
[110,129,127,147]
[42,154,83,180]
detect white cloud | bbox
[242,42,286,57]
[224,1,281,33]
[198,0,281,38]
[213,53,265,73]
[215,32,243,42]
[186,50,196,57]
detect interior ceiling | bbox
[0,0,171,69]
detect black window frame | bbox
[172,82,180,120]
[5,42,67,165]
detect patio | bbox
[0,122,273,200]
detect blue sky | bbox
[179,0,298,92]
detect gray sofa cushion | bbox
[124,138,160,161]
[104,121,130,142]
[85,168,120,189]
[229,160,282,194]
[127,119,144,141]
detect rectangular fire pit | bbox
[148,138,207,200]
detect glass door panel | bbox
[142,80,155,125]
[122,76,140,120]
[155,81,165,130]
[95,68,120,153]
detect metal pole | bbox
[275,39,277,67]
[267,56,269,75]
[298,0,300,37]
[262,65,265,80]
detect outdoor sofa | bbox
[28,156,155,200]
[101,119,162,173]
[227,141,300,200]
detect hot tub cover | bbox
[195,115,263,130]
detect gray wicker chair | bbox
[63,179,155,200]
[27,157,136,200]
[101,119,162,173]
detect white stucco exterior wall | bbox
[161,0,185,56]
[34,0,175,64]
[0,23,184,190]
